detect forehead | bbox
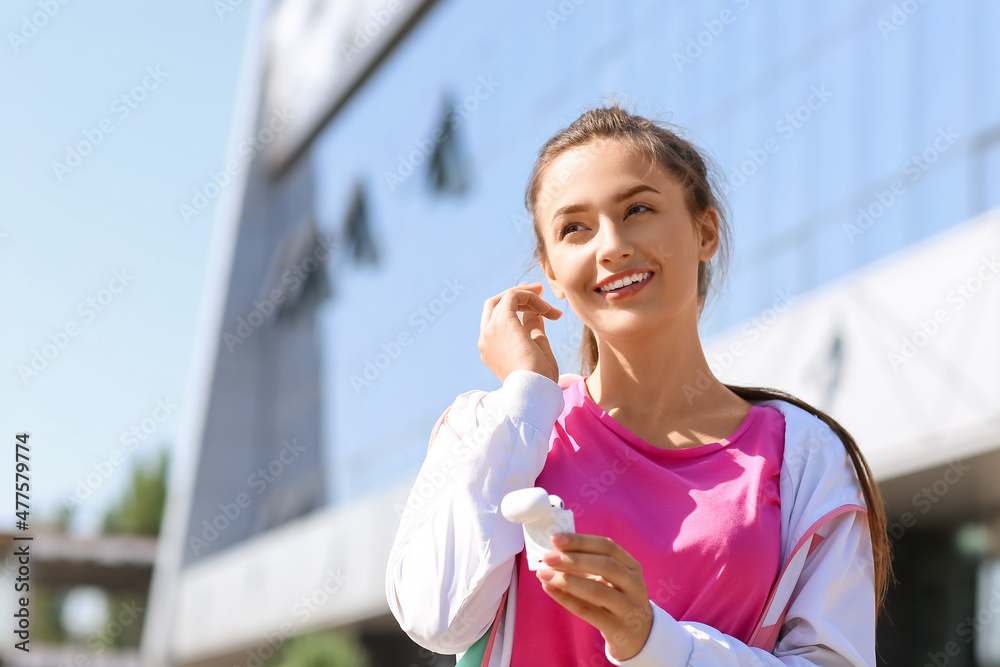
[545,139,652,181]
[537,139,676,214]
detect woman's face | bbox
[535,138,719,341]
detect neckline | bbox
[576,377,759,458]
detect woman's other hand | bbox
[536,532,654,662]
[478,281,562,384]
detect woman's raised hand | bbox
[478,282,563,384]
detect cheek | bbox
[647,228,700,273]
[550,250,589,288]
[648,239,681,272]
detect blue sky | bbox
[1,1,253,535]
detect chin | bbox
[584,314,658,336]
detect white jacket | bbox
[385,370,877,666]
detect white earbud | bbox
[501,487,562,523]
[500,487,575,571]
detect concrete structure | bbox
[0,531,156,666]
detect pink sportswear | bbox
[509,377,786,665]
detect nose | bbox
[595,217,633,264]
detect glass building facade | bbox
[304,0,1000,510]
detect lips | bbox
[596,272,653,300]
[595,271,653,293]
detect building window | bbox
[343,179,380,266]
[427,94,470,195]
[260,212,333,319]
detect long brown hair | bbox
[523,95,893,622]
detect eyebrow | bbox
[550,183,661,226]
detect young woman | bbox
[385,100,892,666]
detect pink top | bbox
[510,377,785,666]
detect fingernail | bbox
[552,533,568,545]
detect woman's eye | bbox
[627,203,651,217]
[559,223,583,238]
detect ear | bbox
[541,258,566,300]
[695,208,720,262]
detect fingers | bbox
[550,533,643,571]
[481,282,561,333]
[506,292,562,322]
[542,550,631,582]
[538,574,618,626]
[539,572,654,662]
[538,568,642,629]
[505,284,561,319]
[536,533,654,659]
[522,309,556,358]
[481,283,535,332]
[478,282,563,382]
[539,548,642,602]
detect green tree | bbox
[29,493,77,641]
[102,445,169,536]
[33,587,70,643]
[92,444,171,651]
[267,629,371,667]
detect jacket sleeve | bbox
[605,509,876,666]
[384,369,565,654]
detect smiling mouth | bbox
[595,271,653,293]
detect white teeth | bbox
[599,272,650,292]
